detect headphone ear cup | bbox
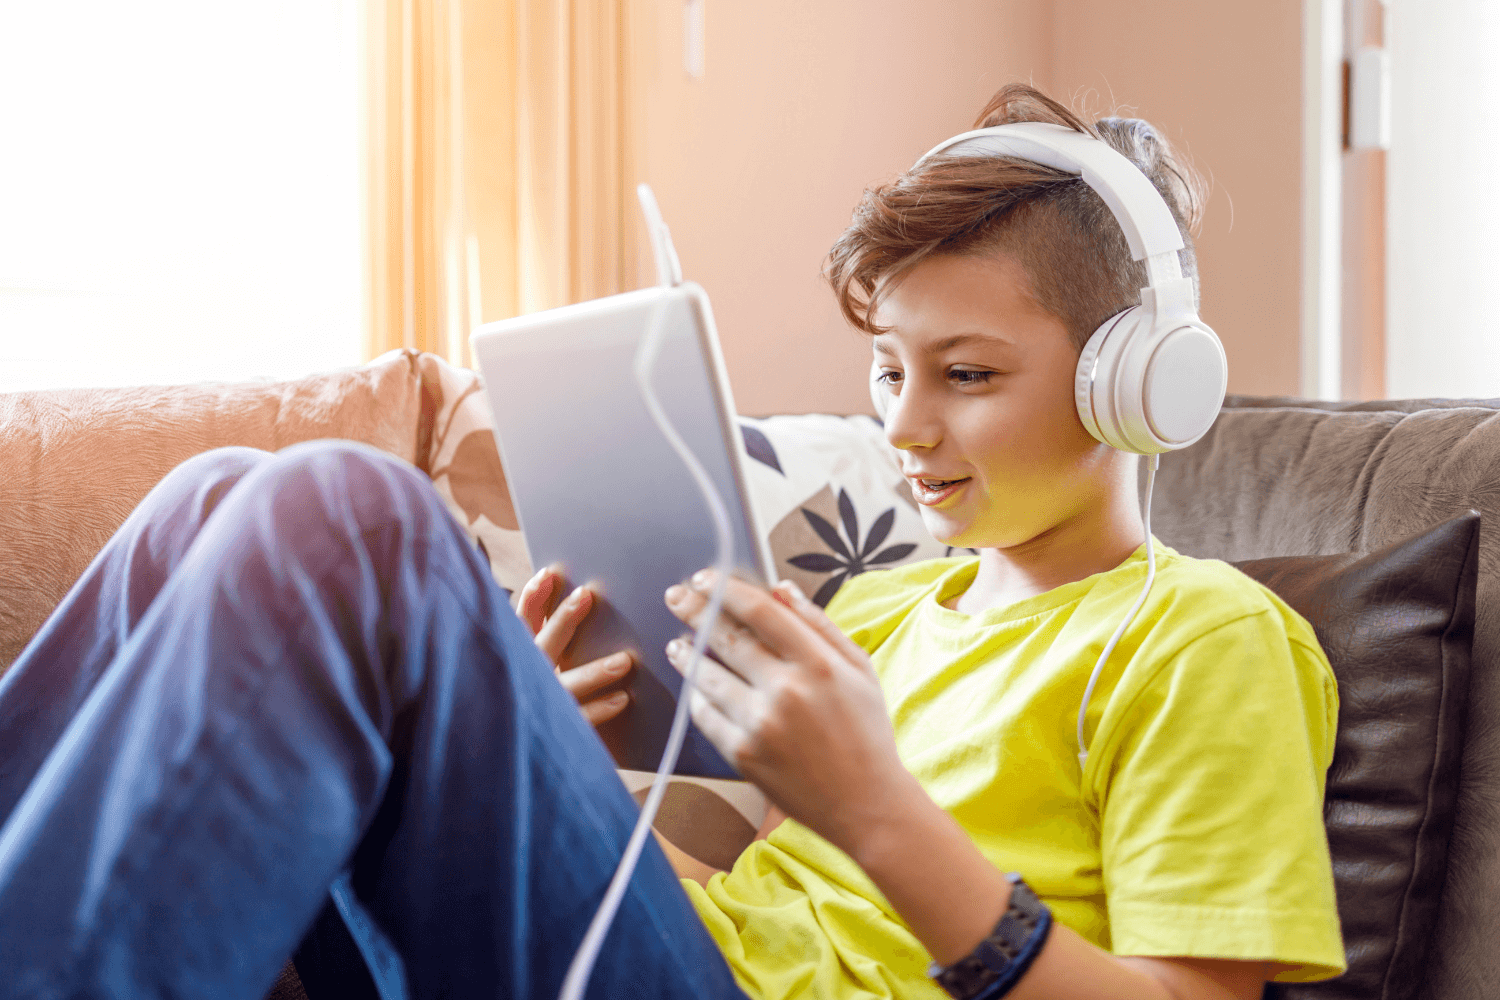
[1137,322,1227,448]
[1077,306,1227,454]
[1075,307,1140,449]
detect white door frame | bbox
[1302,0,1343,400]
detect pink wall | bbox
[1341,0,1385,401]
[630,0,1307,413]
[1049,0,1305,398]
[628,0,1053,416]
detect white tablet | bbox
[470,281,776,778]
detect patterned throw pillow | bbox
[737,413,957,605]
[414,355,534,598]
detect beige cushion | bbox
[0,349,437,672]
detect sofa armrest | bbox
[0,349,436,672]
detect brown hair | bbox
[825,83,1207,350]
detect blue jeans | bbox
[0,442,748,1000]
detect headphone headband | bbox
[915,122,1185,284]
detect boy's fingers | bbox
[579,690,630,727]
[535,585,593,662]
[557,651,635,701]
[665,637,758,729]
[663,589,773,685]
[517,568,558,635]
[687,689,746,770]
[669,573,840,672]
[773,580,877,678]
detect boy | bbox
[528,84,1346,999]
[0,84,1343,1000]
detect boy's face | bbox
[871,251,1121,550]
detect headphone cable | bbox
[556,197,735,1000]
[1076,451,1160,770]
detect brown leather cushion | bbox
[1232,511,1480,999]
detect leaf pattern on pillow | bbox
[739,422,783,475]
[430,429,518,529]
[786,487,917,606]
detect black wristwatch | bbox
[928,872,1053,1000]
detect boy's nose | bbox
[883,386,943,453]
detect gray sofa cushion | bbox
[1234,512,1479,999]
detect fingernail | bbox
[690,569,712,592]
[610,652,632,673]
[665,584,687,605]
[606,691,629,707]
[666,638,683,657]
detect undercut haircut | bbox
[825,83,1207,352]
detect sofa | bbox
[0,349,1495,1000]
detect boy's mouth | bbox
[911,477,970,505]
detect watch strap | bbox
[928,873,1053,1000]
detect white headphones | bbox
[869,121,1228,456]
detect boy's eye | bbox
[949,369,994,385]
[875,369,995,388]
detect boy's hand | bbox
[662,571,924,860]
[518,566,636,727]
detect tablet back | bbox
[471,282,774,778]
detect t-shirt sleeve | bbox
[1089,609,1346,983]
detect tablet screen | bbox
[473,282,774,778]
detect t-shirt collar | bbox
[922,537,1173,630]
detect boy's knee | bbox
[147,447,274,523]
[270,440,426,492]
[259,441,441,532]
[167,446,274,487]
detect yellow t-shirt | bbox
[683,538,1347,999]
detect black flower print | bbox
[787,488,917,606]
